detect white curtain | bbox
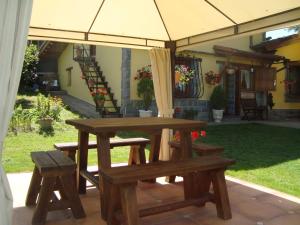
[0,0,33,224]
[149,48,174,161]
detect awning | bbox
[29,0,300,50]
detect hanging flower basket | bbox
[205,71,221,85]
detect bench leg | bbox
[128,144,146,166]
[60,174,86,219]
[32,177,56,225]
[107,184,121,225]
[26,166,42,206]
[120,183,139,225]
[211,170,232,220]
[165,146,181,183]
[77,131,89,194]
[190,171,211,206]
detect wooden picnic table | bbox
[66,117,206,220]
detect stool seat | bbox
[26,151,85,225]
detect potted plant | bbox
[210,85,226,122]
[91,88,107,108]
[135,65,154,117]
[175,65,195,93]
[35,94,63,129]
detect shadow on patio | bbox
[10,172,300,225]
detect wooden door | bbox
[255,67,276,91]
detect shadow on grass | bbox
[38,126,55,137]
[201,123,300,171]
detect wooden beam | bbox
[165,41,176,108]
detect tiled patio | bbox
[10,172,300,225]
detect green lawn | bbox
[3,95,300,197]
[202,123,300,197]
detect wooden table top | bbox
[66,117,206,134]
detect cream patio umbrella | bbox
[28,0,300,160]
[29,0,300,49]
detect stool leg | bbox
[26,166,42,206]
[107,184,121,225]
[120,183,139,225]
[211,170,232,220]
[32,177,56,225]
[60,174,86,219]
[128,145,139,165]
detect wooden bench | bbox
[167,141,224,183]
[26,151,85,225]
[99,156,235,225]
[54,137,150,165]
[241,98,266,120]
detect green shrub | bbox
[19,44,39,91]
[35,94,63,121]
[209,85,226,110]
[9,105,34,135]
[137,77,154,111]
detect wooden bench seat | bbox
[169,141,224,156]
[26,151,85,225]
[54,137,150,165]
[167,141,224,183]
[99,156,235,225]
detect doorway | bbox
[224,70,240,116]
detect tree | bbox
[19,43,39,91]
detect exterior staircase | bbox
[73,44,122,118]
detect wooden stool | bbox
[26,151,85,225]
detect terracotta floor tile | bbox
[256,194,300,212]
[9,173,300,225]
[266,214,300,225]
[235,200,285,221]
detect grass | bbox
[3,94,300,197]
[202,123,300,197]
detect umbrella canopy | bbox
[29,0,300,50]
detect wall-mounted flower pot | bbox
[139,110,152,117]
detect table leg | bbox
[77,131,89,194]
[180,130,194,200]
[149,132,162,163]
[147,132,162,183]
[96,134,111,220]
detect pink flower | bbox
[200,130,206,137]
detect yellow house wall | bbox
[182,53,261,100]
[58,44,122,107]
[58,44,94,105]
[129,34,263,101]
[95,46,122,104]
[271,40,300,109]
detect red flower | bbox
[200,130,206,137]
[174,131,181,142]
[191,131,199,142]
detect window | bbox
[240,69,254,91]
[174,57,203,98]
[286,65,300,102]
[66,67,73,87]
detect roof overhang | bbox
[213,45,285,62]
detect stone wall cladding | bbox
[269,109,300,120]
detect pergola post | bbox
[165,41,176,106]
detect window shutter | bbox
[255,67,276,91]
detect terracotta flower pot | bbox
[38,118,53,129]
